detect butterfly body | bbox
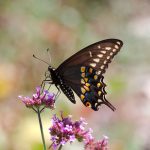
[48,67,76,103]
[46,39,123,111]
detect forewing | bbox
[57,39,123,75]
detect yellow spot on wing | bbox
[89,68,93,73]
[84,78,88,82]
[81,66,85,72]
[84,85,90,91]
[81,73,85,78]
[94,75,98,80]
[81,79,85,84]
[81,87,86,94]
[98,91,101,96]
[97,83,101,87]
[85,83,90,87]
[80,94,85,100]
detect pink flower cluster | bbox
[18,87,55,109]
[49,113,109,150]
[84,135,108,150]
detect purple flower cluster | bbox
[18,86,55,109]
[84,135,108,150]
[49,113,109,150]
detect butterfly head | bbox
[48,65,56,75]
[48,65,54,71]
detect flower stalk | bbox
[37,108,46,150]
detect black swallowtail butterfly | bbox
[42,39,123,111]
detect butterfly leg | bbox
[41,77,53,94]
[47,84,52,91]
[55,85,61,99]
[41,70,52,89]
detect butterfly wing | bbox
[56,39,123,111]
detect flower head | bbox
[18,86,55,110]
[49,113,109,150]
[84,135,109,150]
[49,113,96,149]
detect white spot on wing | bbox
[104,60,107,64]
[93,58,100,63]
[89,51,92,57]
[90,63,96,67]
[107,56,110,60]
[117,41,121,45]
[100,65,104,69]
[101,50,106,54]
[110,52,113,56]
[98,99,102,103]
[97,54,103,58]
[97,45,101,49]
[97,71,101,75]
[105,47,111,50]
[113,49,117,52]
[115,45,119,49]
[95,103,98,107]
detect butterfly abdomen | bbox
[59,80,76,104]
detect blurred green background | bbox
[1,0,150,150]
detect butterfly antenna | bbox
[47,48,52,64]
[33,54,50,65]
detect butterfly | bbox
[42,39,123,111]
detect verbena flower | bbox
[84,135,109,150]
[49,113,109,150]
[18,86,55,109]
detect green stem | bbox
[37,108,46,150]
[58,145,62,150]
